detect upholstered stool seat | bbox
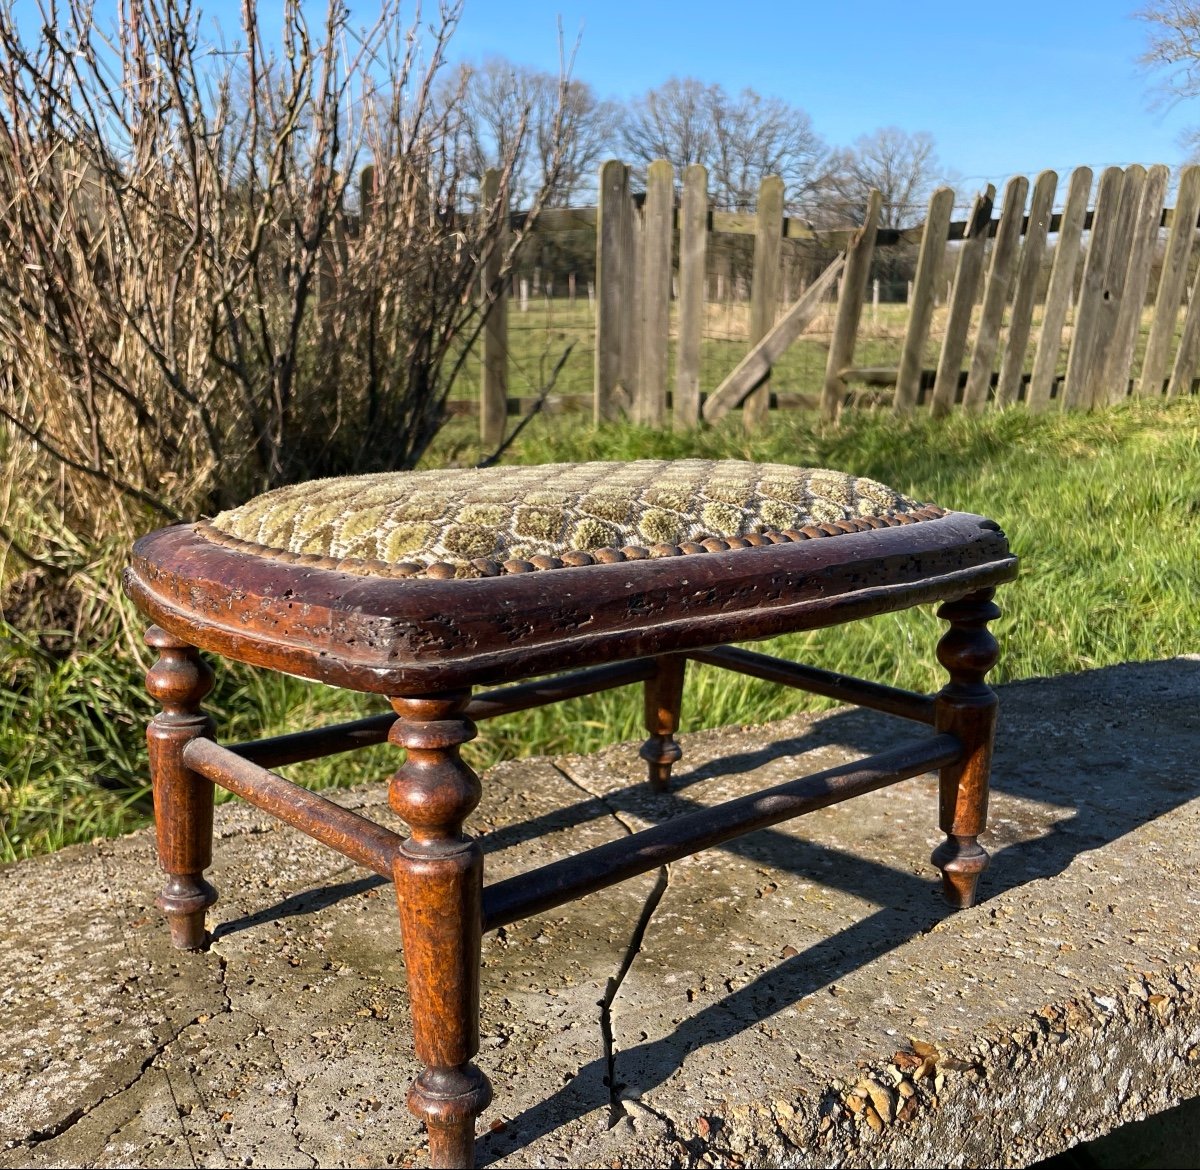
[125,458,1016,1169]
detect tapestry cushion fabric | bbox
[200,459,943,579]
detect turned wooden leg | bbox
[931,589,1001,909]
[639,653,686,791]
[145,625,218,950]
[390,691,492,1170]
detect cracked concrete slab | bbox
[3,658,1200,1167]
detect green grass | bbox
[3,398,1199,861]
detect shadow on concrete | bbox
[203,657,1200,1162]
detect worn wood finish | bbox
[821,190,881,420]
[894,187,954,412]
[482,734,963,932]
[145,626,218,951]
[127,513,1017,695]
[1140,165,1200,397]
[963,175,1029,410]
[1104,164,1169,405]
[479,170,508,448]
[636,160,673,426]
[702,254,844,423]
[1028,167,1092,411]
[995,170,1057,407]
[743,175,784,429]
[1063,166,1125,410]
[930,589,1001,908]
[390,693,492,1169]
[640,654,687,790]
[129,490,1017,1170]
[184,737,403,878]
[674,165,708,428]
[930,185,995,418]
[688,645,935,723]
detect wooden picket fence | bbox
[476,161,1200,442]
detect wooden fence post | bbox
[1063,166,1124,410]
[675,164,708,428]
[930,185,995,418]
[636,160,673,426]
[995,170,1057,407]
[744,175,784,429]
[1086,165,1146,407]
[1103,164,1169,405]
[820,188,881,420]
[963,174,1028,410]
[479,169,508,448]
[595,160,632,422]
[1028,166,1092,411]
[894,186,954,413]
[1140,164,1200,397]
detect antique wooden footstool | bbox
[124,458,1016,1169]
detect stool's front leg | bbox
[389,692,492,1170]
[931,589,1001,909]
[640,653,686,790]
[145,626,218,950]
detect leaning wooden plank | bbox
[744,175,785,429]
[1139,165,1200,397]
[1103,164,1169,405]
[963,174,1029,410]
[635,159,673,425]
[703,254,846,423]
[820,189,882,420]
[1062,166,1125,410]
[674,164,708,429]
[1028,167,1092,411]
[594,160,631,422]
[995,170,1057,406]
[894,186,955,413]
[1168,252,1200,396]
[930,184,995,417]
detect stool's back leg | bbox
[390,692,492,1170]
[931,590,1001,909]
[145,626,218,950]
[640,653,686,791]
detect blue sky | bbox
[445,0,1190,189]
[29,1,1196,195]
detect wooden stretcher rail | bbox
[183,738,404,878]
[691,645,936,724]
[227,659,660,769]
[229,712,397,769]
[465,658,658,719]
[481,733,961,931]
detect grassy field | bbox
[452,295,1179,413]
[3,399,1199,861]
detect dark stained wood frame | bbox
[126,510,1016,1169]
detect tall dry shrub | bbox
[0,0,563,565]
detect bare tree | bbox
[824,127,940,228]
[621,76,718,180]
[452,56,617,206]
[1138,1,1200,154]
[621,76,825,211]
[708,88,827,213]
[0,0,569,552]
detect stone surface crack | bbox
[20,1016,203,1149]
[552,761,671,1128]
[261,1026,318,1169]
